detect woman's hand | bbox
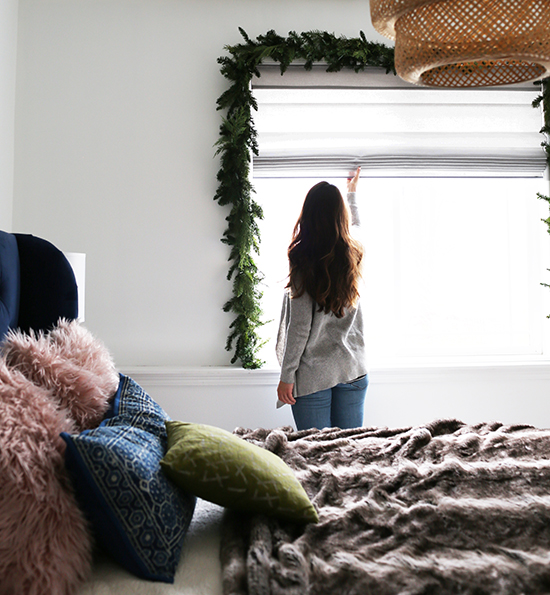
[277,381,296,405]
[347,166,361,193]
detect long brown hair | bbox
[287,181,363,318]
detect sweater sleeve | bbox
[347,191,360,227]
[278,291,314,385]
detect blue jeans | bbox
[291,375,368,431]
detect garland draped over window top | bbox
[214,29,394,369]
[214,28,549,369]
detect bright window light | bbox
[251,75,549,368]
[254,176,550,368]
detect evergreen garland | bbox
[215,28,550,366]
[214,29,395,368]
[534,78,550,301]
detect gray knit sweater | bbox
[276,192,367,397]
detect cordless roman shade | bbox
[252,65,546,178]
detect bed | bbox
[2,230,550,595]
[76,416,550,595]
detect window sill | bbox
[123,356,550,387]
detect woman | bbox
[276,167,368,430]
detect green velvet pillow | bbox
[160,421,318,524]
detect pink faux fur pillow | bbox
[2,320,119,431]
[0,361,92,595]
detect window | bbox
[254,176,549,367]
[251,68,550,367]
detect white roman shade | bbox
[252,65,546,178]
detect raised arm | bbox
[347,166,361,193]
[347,166,361,227]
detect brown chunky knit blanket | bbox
[220,419,550,595]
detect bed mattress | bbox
[78,499,224,595]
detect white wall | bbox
[0,0,18,229]
[14,0,386,368]
[11,0,550,431]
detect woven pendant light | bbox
[370,0,550,87]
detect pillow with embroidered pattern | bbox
[61,374,196,583]
[160,421,318,524]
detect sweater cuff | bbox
[280,371,296,385]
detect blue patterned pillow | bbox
[61,374,196,583]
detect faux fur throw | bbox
[220,419,550,595]
[0,320,119,595]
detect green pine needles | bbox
[535,78,550,303]
[215,28,550,366]
[214,29,395,368]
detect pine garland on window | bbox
[214,29,395,368]
[534,78,550,301]
[215,28,550,367]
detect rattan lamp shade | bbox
[370,0,550,87]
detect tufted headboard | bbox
[0,230,78,340]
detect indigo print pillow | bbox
[61,374,196,583]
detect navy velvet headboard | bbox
[0,231,21,339]
[0,230,78,340]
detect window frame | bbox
[250,70,550,368]
[214,30,550,369]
